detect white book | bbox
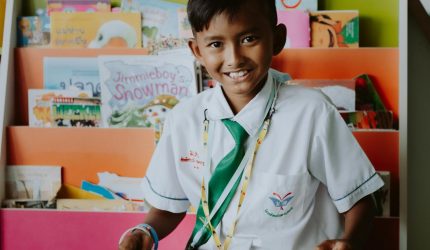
[28,89,92,127]
[6,165,62,201]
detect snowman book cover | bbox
[98,54,199,136]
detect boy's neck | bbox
[222,79,266,115]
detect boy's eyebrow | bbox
[201,27,261,42]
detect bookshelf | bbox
[0,0,406,249]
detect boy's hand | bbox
[118,230,154,250]
[315,240,355,250]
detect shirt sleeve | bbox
[308,104,384,213]
[142,114,190,213]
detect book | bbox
[277,10,310,48]
[310,10,359,48]
[275,0,317,11]
[5,165,62,201]
[98,54,199,135]
[28,89,91,127]
[120,0,191,54]
[51,96,102,127]
[339,110,394,130]
[56,199,149,212]
[355,74,386,111]
[374,171,391,217]
[50,12,142,48]
[44,57,101,97]
[287,79,356,111]
[17,16,50,47]
[47,0,111,15]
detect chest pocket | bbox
[239,171,311,232]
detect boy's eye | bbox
[208,41,222,48]
[242,36,257,44]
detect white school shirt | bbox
[142,70,384,250]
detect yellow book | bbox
[50,12,142,48]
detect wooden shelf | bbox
[14,48,148,125]
[272,48,399,120]
[6,126,156,187]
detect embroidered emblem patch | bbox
[180,150,204,169]
[264,192,294,217]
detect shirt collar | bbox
[206,71,274,137]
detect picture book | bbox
[339,110,394,130]
[51,96,102,127]
[310,10,359,48]
[275,0,317,11]
[50,12,141,48]
[17,16,50,47]
[287,79,356,111]
[5,165,62,201]
[277,10,310,48]
[98,54,199,137]
[28,89,91,127]
[355,74,386,111]
[374,171,391,217]
[120,0,191,54]
[44,57,101,97]
[47,0,111,15]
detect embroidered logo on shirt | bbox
[264,192,294,217]
[180,150,204,169]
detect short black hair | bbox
[187,0,277,33]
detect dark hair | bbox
[187,0,277,32]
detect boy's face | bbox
[189,2,285,101]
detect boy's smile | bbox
[189,1,285,113]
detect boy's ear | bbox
[188,38,205,66]
[273,23,287,55]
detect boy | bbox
[119,0,384,249]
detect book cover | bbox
[310,10,359,48]
[98,54,198,135]
[5,165,62,201]
[339,110,394,130]
[374,171,390,217]
[51,96,102,127]
[28,89,91,127]
[44,57,101,97]
[287,79,356,111]
[277,10,310,48]
[17,16,50,47]
[47,0,111,15]
[355,74,386,111]
[50,12,141,48]
[275,0,317,11]
[121,0,191,54]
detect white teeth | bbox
[228,70,248,79]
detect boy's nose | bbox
[225,44,244,67]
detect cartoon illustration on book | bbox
[310,11,359,48]
[88,20,138,48]
[142,95,179,141]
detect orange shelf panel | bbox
[14,48,149,125]
[272,48,399,120]
[6,126,155,188]
[353,130,399,216]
